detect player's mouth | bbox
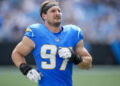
[54,15,61,20]
[54,17,61,20]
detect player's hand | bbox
[19,63,42,82]
[58,48,83,65]
[58,48,72,59]
[26,69,42,82]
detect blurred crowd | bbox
[0,0,120,44]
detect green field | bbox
[0,65,120,86]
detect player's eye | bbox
[51,10,56,13]
[58,9,61,13]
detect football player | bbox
[12,0,92,86]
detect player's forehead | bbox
[48,6,61,12]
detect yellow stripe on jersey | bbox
[25,28,32,32]
[78,28,81,32]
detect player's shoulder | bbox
[63,24,82,32]
[25,23,42,32]
[25,23,43,38]
[28,23,42,29]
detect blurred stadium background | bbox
[0,0,120,86]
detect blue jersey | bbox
[25,24,83,86]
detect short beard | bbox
[48,21,61,27]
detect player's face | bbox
[45,6,62,27]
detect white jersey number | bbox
[41,45,69,70]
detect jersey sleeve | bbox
[71,25,83,43]
[77,27,83,41]
[24,27,36,45]
[75,27,83,45]
[25,27,35,37]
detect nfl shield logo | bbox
[55,38,59,42]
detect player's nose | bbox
[55,10,61,14]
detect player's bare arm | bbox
[12,36,41,82]
[58,40,92,69]
[75,40,92,69]
[11,36,35,68]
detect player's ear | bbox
[42,13,46,20]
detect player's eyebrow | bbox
[50,7,61,13]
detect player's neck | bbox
[45,22,61,33]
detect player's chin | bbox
[55,21,61,24]
[54,21,61,27]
